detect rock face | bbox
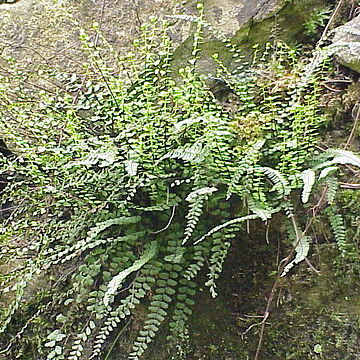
[203,0,286,35]
[0,0,294,72]
[332,15,360,73]
[0,0,332,76]
[0,0,184,70]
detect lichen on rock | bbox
[332,15,360,73]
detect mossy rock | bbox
[0,0,331,75]
[173,0,331,75]
[333,15,360,73]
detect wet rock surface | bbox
[0,0,290,71]
[333,15,360,73]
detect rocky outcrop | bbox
[332,15,360,73]
[0,0,322,73]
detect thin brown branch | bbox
[345,102,360,149]
[340,182,360,189]
[304,257,321,274]
[94,0,107,47]
[317,0,345,47]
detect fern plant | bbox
[0,7,359,360]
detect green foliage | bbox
[205,229,234,298]
[304,6,332,36]
[0,10,359,360]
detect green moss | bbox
[172,0,332,76]
[186,291,248,360]
[263,245,360,360]
[152,241,360,360]
[233,0,332,51]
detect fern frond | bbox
[183,243,209,280]
[128,265,180,360]
[281,234,310,276]
[182,187,218,245]
[226,140,265,200]
[205,230,234,298]
[103,241,157,306]
[46,217,141,265]
[315,148,360,170]
[247,195,274,222]
[325,206,355,260]
[329,149,360,167]
[326,177,339,205]
[68,320,96,360]
[160,142,208,163]
[299,169,316,203]
[167,279,196,352]
[90,263,161,359]
[261,166,291,197]
[194,214,260,245]
[0,272,33,334]
[173,116,205,132]
[185,187,218,202]
[318,166,338,180]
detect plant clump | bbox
[0,7,359,360]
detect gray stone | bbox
[0,0,285,71]
[332,15,360,73]
[253,0,287,23]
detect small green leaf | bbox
[44,340,56,347]
[89,320,96,329]
[55,314,67,323]
[314,344,322,354]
